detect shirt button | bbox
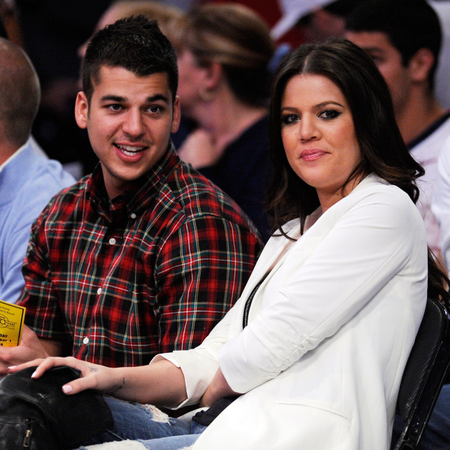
[82,337,89,345]
[109,238,116,245]
[97,287,102,295]
[130,213,136,219]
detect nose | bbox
[122,108,145,138]
[299,115,318,142]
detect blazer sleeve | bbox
[219,186,427,393]
[153,303,236,407]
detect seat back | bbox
[393,297,450,450]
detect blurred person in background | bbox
[0,37,74,304]
[172,3,275,241]
[78,0,183,59]
[270,0,365,44]
[345,0,449,266]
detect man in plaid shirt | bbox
[0,16,262,372]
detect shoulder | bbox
[5,153,75,219]
[21,158,75,196]
[329,175,424,235]
[410,112,450,159]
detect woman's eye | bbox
[282,114,299,125]
[319,110,341,120]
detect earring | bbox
[199,87,215,102]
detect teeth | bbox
[117,145,145,156]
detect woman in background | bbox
[78,0,182,59]
[173,3,275,241]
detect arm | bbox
[199,367,239,407]
[9,356,188,407]
[1,177,65,304]
[17,201,71,343]
[0,219,32,304]
[155,215,261,353]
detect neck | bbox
[192,89,267,152]
[396,88,444,144]
[0,143,19,167]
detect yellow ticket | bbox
[0,299,26,346]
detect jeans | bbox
[392,384,450,450]
[418,384,450,450]
[75,396,205,450]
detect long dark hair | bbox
[266,37,448,303]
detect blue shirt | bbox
[0,139,75,303]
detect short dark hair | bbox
[266,38,423,233]
[345,0,442,89]
[82,15,178,103]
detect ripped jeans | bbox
[75,396,205,450]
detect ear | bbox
[408,48,435,84]
[171,95,181,134]
[203,60,223,90]
[75,91,89,129]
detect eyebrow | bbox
[100,94,170,103]
[315,101,344,108]
[281,101,345,111]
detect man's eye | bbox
[319,110,341,120]
[148,105,162,114]
[108,104,123,111]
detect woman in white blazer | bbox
[11,38,449,450]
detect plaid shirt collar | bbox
[86,142,180,224]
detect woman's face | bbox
[176,48,207,118]
[281,74,362,211]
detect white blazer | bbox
[160,174,428,450]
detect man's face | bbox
[345,31,411,116]
[75,66,180,199]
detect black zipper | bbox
[242,273,269,328]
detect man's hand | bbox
[0,325,49,376]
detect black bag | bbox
[0,365,113,450]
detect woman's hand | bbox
[8,356,123,396]
[200,368,240,407]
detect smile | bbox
[115,144,147,157]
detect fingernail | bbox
[7,366,16,371]
[31,371,37,378]
[62,384,73,394]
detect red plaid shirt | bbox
[19,145,262,367]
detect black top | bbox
[199,115,272,241]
